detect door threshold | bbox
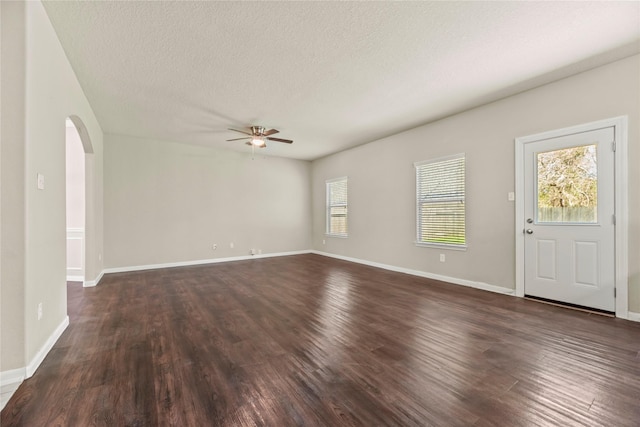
[524,295,615,317]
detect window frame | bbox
[326,176,348,237]
[415,153,467,250]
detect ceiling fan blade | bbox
[266,137,293,144]
[228,128,252,136]
[263,129,280,136]
[227,137,251,141]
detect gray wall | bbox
[1,1,104,372]
[1,0,27,371]
[104,134,312,268]
[312,54,640,312]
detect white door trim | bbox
[515,116,628,319]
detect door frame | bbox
[515,116,628,319]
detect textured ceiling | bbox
[43,1,640,160]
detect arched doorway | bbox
[65,116,94,283]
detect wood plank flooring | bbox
[2,254,639,426]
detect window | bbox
[326,177,348,236]
[415,154,466,248]
[537,144,597,223]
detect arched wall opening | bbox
[65,116,94,283]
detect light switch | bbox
[508,192,515,201]
[37,173,45,190]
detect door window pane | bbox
[537,144,597,223]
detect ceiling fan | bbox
[227,126,293,148]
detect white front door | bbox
[523,126,615,312]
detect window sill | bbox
[414,241,467,251]
[326,234,348,239]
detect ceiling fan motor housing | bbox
[251,126,266,136]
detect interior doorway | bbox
[66,118,86,281]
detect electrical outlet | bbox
[230,242,234,249]
[322,239,326,245]
[212,243,217,250]
[439,254,446,263]
[37,303,43,320]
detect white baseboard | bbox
[25,315,69,378]
[0,367,26,411]
[311,250,515,296]
[67,275,84,282]
[102,250,312,275]
[0,316,69,410]
[627,311,640,322]
[83,270,103,287]
[0,367,25,387]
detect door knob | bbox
[526,229,534,234]
[526,218,533,224]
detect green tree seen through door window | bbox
[537,144,597,223]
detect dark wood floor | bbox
[2,254,639,426]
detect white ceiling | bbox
[43,1,640,161]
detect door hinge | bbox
[612,141,616,152]
[612,214,616,225]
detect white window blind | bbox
[326,177,348,236]
[415,154,466,248]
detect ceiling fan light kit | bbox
[227,126,293,150]
[251,137,266,147]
